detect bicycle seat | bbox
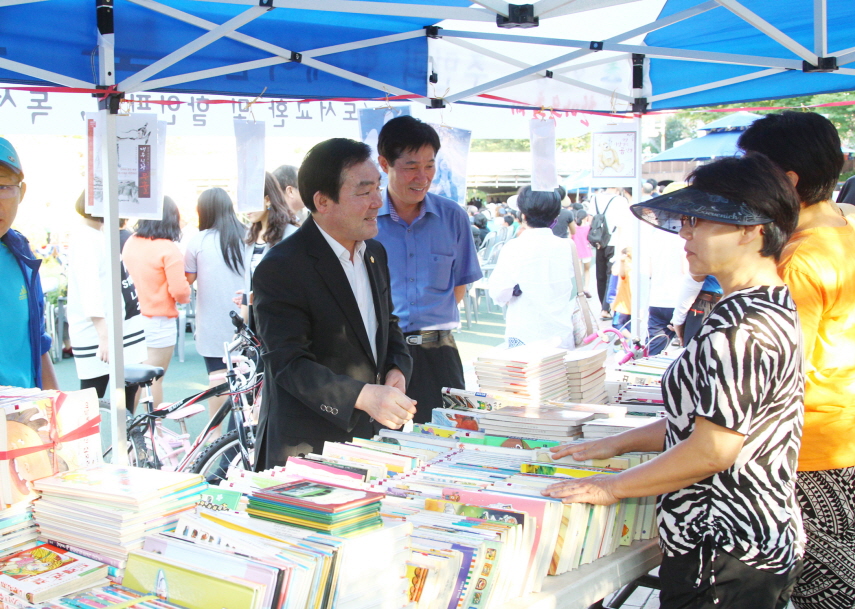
[125,365,164,386]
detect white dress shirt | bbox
[316,224,378,362]
[488,227,577,349]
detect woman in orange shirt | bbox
[123,197,191,407]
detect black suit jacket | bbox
[252,216,413,469]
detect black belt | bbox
[696,291,721,303]
[404,330,452,345]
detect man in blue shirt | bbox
[375,116,482,422]
[0,137,58,389]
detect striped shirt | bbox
[658,285,805,574]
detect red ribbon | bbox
[0,391,101,462]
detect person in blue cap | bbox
[0,137,58,389]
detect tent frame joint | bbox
[258,0,272,7]
[95,86,123,114]
[425,25,442,39]
[545,70,553,78]
[429,98,446,109]
[496,4,538,29]
[802,56,837,72]
[290,51,302,63]
[590,41,604,51]
[632,97,648,113]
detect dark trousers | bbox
[647,306,676,356]
[406,333,465,424]
[683,291,721,345]
[660,547,802,609]
[595,245,615,310]
[81,374,139,415]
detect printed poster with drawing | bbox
[428,124,471,206]
[359,106,411,188]
[591,130,637,187]
[86,113,165,220]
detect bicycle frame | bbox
[125,312,262,472]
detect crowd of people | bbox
[1,108,854,608]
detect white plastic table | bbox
[502,539,662,609]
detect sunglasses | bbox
[679,215,699,228]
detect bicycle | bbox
[104,311,262,484]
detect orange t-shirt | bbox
[122,236,191,318]
[778,222,855,471]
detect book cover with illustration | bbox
[0,543,108,603]
[252,480,384,514]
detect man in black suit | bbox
[252,139,416,470]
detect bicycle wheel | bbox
[103,427,148,466]
[189,430,253,484]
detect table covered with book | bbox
[0,344,676,609]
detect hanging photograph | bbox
[429,124,471,206]
[591,130,636,179]
[85,113,165,220]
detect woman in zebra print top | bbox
[544,154,804,609]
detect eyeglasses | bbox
[0,184,21,200]
[679,215,699,228]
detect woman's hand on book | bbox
[549,437,619,461]
[541,474,619,506]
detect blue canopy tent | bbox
[647,111,760,161]
[2,0,854,456]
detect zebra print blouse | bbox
[658,285,805,574]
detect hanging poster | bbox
[429,124,471,206]
[234,119,266,213]
[591,129,637,186]
[85,113,165,220]
[529,118,558,192]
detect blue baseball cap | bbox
[0,137,23,179]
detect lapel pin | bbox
[370,256,375,264]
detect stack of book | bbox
[581,416,656,439]
[473,344,570,403]
[0,542,109,606]
[247,480,386,537]
[0,387,101,507]
[564,350,608,403]
[614,352,679,386]
[439,387,527,411]
[0,502,38,557]
[477,405,594,443]
[614,384,666,415]
[31,464,206,575]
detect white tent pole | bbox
[0,58,94,88]
[814,0,827,56]
[444,38,636,103]
[536,0,639,18]
[714,0,818,64]
[190,0,495,22]
[468,0,507,16]
[0,0,46,6]
[125,58,288,93]
[119,5,270,91]
[96,0,128,465]
[631,113,643,341]
[837,50,855,66]
[649,68,784,103]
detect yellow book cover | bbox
[123,550,263,609]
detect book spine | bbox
[42,538,123,569]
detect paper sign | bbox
[530,118,558,192]
[234,119,265,213]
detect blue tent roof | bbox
[698,111,763,131]
[647,130,744,162]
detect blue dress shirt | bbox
[376,191,482,333]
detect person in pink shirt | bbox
[123,197,191,406]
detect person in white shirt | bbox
[489,186,578,349]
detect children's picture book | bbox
[0,543,108,604]
[252,480,384,513]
